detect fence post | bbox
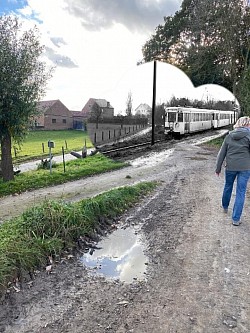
[62,146,66,173]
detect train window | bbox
[178,112,183,122]
[167,112,176,122]
[184,113,190,122]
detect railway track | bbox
[96,128,227,161]
[100,139,162,155]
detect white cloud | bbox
[64,0,182,32]
[13,0,235,112]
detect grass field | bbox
[12,130,93,163]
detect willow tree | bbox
[142,0,250,114]
[0,16,52,181]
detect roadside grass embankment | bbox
[0,154,127,198]
[204,136,224,148]
[12,130,93,164]
[0,181,158,294]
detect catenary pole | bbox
[151,60,157,145]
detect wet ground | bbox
[1,129,250,332]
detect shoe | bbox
[232,220,241,226]
[222,207,228,214]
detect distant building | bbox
[82,98,114,119]
[71,110,86,130]
[30,98,115,131]
[135,103,151,117]
[33,100,73,130]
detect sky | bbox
[0,0,236,114]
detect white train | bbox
[164,106,237,136]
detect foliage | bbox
[0,154,126,197]
[142,0,250,115]
[236,66,250,115]
[125,91,133,116]
[0,16,52,181]
[165,96,235,111]
[0,181,158,291]
[90,102,102,129]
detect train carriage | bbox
[164,106,236,136]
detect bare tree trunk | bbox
[0,131,14,181]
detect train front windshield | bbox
[167,112,177,122]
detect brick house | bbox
[33,100,73,130]
[82,98,114,120]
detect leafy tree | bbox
[125,91,133,116]
[0,16,52,181]
[165,96,235,110]
[142,0,250,114]
[155,104,165,126]
[90,101,103,129]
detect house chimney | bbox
[107,101,110,108]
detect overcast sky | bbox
[0,0,236,113]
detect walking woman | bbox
[215,116,250,226]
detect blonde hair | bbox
[233,116,250,128]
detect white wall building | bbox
[134,103,151,117]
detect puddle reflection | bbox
[80,227,148,283]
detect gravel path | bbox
[1,133,250,333]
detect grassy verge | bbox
[202,136,224,149]
[0,181,158,292]
[0,154,126,197]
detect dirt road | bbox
[1,134,250,333]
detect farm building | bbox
[31,98,115,131]
[32,100,73,130]
[71,111,86,130]
[82,98,114,120]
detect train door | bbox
[184,112,190,133]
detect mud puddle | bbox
[80,226,148,283]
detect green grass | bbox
[0,181,158,292]
[12,130,93,163]
[0,154,126,197]
[203,136,224,148]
